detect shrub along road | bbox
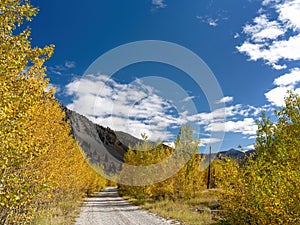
[75,187,181,225]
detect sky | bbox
[29,0,300,153]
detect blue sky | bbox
[29,0,300,152]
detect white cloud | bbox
[188,104,266,134]
[265,67,300,106]
[184,104,244,125]
[237,34,300,69]
[65,75,263,142]
[65,74,180,141]
[272,63,287,70]
[152,0,167,9]
[237,0,300,70]
[214,104,252,118]
[262,0,281,6]
[273,67,300,86]
[244,144,255,150]
[243,14,285,42]
[198,138,222,147]
[217,96,234,104]
[266,34,300,62]
[265,84,300,106]
[277,0,300,31]
[206,118,257,135]
[265,86,291,106]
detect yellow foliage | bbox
[217,92,300,225]
[119,125,205,201]
[0,1,106,224]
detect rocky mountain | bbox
[61,105,143,174]
[114,131,144,148]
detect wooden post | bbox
[207,146,211,189]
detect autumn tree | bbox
[218,92,300,224]
[120,125,204,200]
[0,1,106,224]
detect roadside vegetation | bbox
[216,92,300,224]
[0,1,106,224]
[119,125,222,224]
[122,189,220,225]
[119,93,300,225]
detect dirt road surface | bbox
[75,187,181,225]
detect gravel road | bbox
[75,187,181,225]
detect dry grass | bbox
[123,190,222,225]
[32,197,84,225]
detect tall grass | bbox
[122,189,221,225]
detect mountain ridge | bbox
[61,105,254,173]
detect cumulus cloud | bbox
[216,96,234,104]
[265,85,300,107]
[176,104,262,137]
[183,104,252,125]
[272,64,287,70]
[243,14,285,42]
[66,74,178,141]
[237,34,300,69]
[198,138,223,147]
[65,74,263,143]
[262,0,281,6]
[265,68,300,106]
[273,67,300,86]
[238,1,300,106]
[265,86,292,106]
[206,118,257,135]
[237,0,300,70]
[277,0,300,30]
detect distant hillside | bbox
[217,148,255,159]
[61,105,143,174]
[115,131,144,148]
[200,148,255,164]
[61,106,255,173]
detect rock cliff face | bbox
[61,105,142,174]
